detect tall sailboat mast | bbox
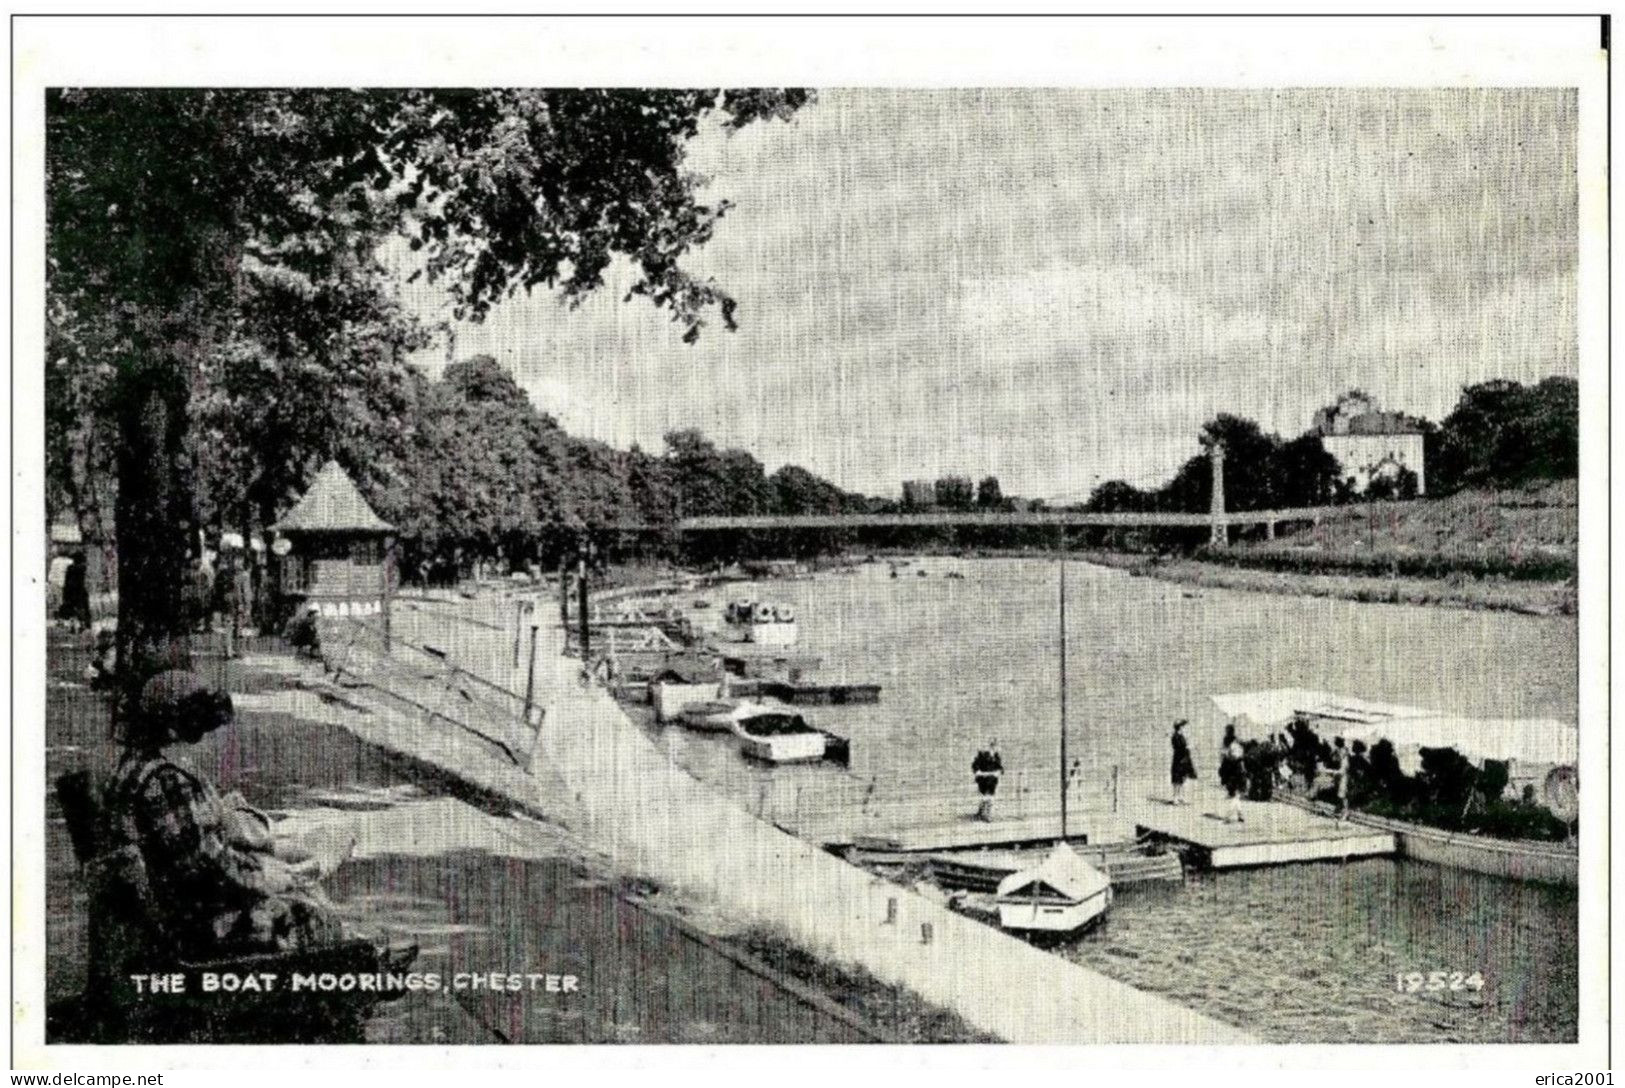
[1059,557,1069,840]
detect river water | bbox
[640,556,1578,1043]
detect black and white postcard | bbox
[9,12,1611,1077]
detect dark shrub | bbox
[1464,800,1570,842]
[1417,746,1479,809]
[1367,738,1411,803]
[1477,759,1511,803]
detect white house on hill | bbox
[1312,392,1427,496]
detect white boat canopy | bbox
[684,698,783,725]
[996,843,1110,904]
[716,700,786,722]
[1210,689,1577,768]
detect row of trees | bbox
[274,373,1584,574]
[1083,414,1346,518]
[899,475,1007,512]
[354,356,881,569]
[43,86,1581,687]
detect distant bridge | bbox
[598,450,1399,544]
[671,446,1369,544]
[673,503,1377,542]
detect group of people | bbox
[52,537,267,652]
[1170,718,1351,822]
[968,720,1353,828]
[185,552,257,642]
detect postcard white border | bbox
[7,10,1611,1077]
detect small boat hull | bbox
[994,845,1114,935]
[738,732,827,764]
[996,887,1112,934]
[745,621,798,647]
[653,681,722,723]
[731,710,828,764]
[681,700,745,732]
[1396,825,1577,886]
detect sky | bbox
[399,88,1578,502]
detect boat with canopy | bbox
[994,843,1113,935]
[1208,689,1578,885]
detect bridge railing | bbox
[674,500,1416,533]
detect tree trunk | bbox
[113,354,196,699]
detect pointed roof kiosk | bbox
[271,461,396,628]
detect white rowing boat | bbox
[994,843,1113,935]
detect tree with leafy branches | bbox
[47,87,809,688]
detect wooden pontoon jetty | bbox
[1134,791,1394,869]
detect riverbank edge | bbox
[842,547,1574,616]
[518,541,1574,617]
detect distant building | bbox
[1312,392,1427,496]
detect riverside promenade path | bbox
[44,632,892,1044]
[354,591,1252,1045]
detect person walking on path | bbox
[1327,736,1350,821]
[1219,723,1248,823]
[188,555,216,633]
[1169,719,1197,805]
[972,739,1004,822]
[230,562,253,647]
[216,553,252,658]
[58,551,91,631]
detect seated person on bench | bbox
[99,670,354,959]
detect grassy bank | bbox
[1198,541,1574,583]
[764,544,1576,616]
[1136,483,1579,615]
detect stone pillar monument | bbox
[1209,442,1227,548]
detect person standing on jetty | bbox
[972,739,1004,822]
[1219,723,1247,823]
[1169,719,1197,805]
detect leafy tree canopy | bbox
[46,87,809,678]
[1432,377,1578,492]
